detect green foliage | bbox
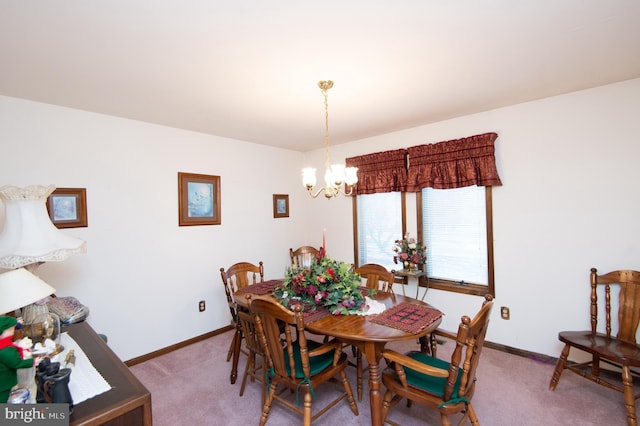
[274,253,370,315]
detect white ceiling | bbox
[1,1,639,152]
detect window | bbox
[419,186,494,296]
[352,133,500,296]
[355,192,404,270]
[354,186,495,297]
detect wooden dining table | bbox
[235,282,442,426]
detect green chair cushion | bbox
[402,352,462,401]
[285,340,335,378]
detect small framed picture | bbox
[178,172,221,226]
[273,194,289,218]
[46,188,88,228]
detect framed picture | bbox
[46,188,88,228]
[273,194,289,218]
[178,172,221,226]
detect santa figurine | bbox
[0,316,34,402]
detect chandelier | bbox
[302,80,358,199]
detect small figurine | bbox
[64,350,75,368]
[0,316,35,403]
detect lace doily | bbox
[357,296,387,316]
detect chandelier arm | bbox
[307,186,327,199]
[306,183,355,199]
[338,185,355,197]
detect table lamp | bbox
[0,268,59,343]
[0,184,86,343]
[0,185,86,269]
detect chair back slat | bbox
[221,273,238,321]
[590,268,640,344]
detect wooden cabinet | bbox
[64,322,152,426]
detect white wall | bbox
[2,77,639,361]
[0,96,309,360]
[301,77,640,358]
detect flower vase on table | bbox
[404,262,418,273]
[394,232,427,272]
[274,248,372,315]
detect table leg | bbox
[230,325,242,384]
[362,342,386,426]
[419,335,434,354]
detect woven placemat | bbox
[241,279,282,295]
[370,302,443,334]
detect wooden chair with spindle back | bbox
[249,295,359,426]
[381,295,494,425]
[289,246,321,268]
[549,268,640,426]
[355,263,396,293]
[220,261,264,384]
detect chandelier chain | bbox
[320,80,332,170]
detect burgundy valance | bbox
[345,148,408,195]
[406,132,502,191]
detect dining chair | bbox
[237,305,266,405]
[352,263,396,401]
[549,268,640,426]
[220,261,264,383]
[249,295,359,426]
[355,263,396,293]
[380,294,494,426]
[289,246,320,268]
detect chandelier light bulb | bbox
[344,167,358,186]
[302,168,317,189]
[330,164,345,186]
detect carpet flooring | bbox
[129,330,636,425]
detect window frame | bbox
[353,187,495,297]
[417,186,495,297]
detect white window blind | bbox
[357,192,402,270]
[422,186,488,285]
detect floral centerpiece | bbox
[393,232,427,271]
[274,249,370,315]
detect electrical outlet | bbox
[198,300,206,312]
[500,306,510,320]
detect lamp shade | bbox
[0,268,56,315]
[0,185,86,269]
